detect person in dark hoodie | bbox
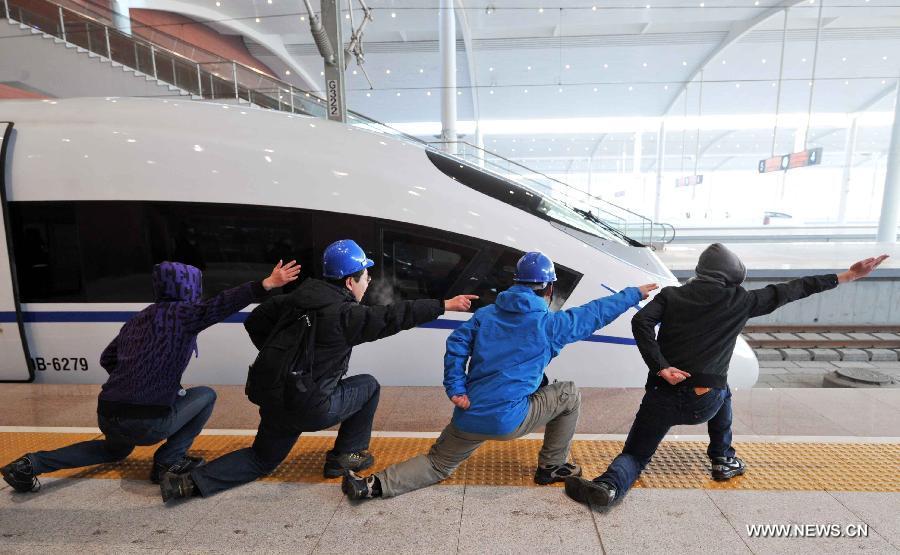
[160,239,478,502]
[1,260,301,493]
[564,244,889,508]
[341,251,657,501]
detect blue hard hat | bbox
[514,251,557,283]
[323,239,375,279]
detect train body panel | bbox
[0,98,759,389]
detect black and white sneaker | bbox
[159,472,198,502]
[150,455,205,484]
[534,462,582,485]
[711,456,746,481]
[564,477,617,508]
[341,470,381,500]
[1,456,40,493]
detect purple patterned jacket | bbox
[97,261,265,418]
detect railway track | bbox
[742,325,900,362]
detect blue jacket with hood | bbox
[444,284,642,435]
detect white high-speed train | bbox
[0,98,759,388]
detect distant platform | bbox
[658,241,900,278]
[671,224,897,244]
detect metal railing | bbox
[4,0,328,116]
[427,141,676,246]
[2,0,675,246]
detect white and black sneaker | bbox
[564,477,617,507]
[711,456,746,481]
[534,462,582,485]
[1,456,40,493]
[341,470,381,500]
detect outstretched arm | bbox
[748,255,888,318]
[549,284,656,354]
[186,260,301,333]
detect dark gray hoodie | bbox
[632,244,838,389]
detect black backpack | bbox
[244,304,317,409]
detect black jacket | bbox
[245,278,444,420]
[632,274,839,389]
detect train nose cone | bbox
[728,335,760,389]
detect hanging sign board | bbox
[674,175,704,187]
[758,147,823,173]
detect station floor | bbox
[1,384,899,554]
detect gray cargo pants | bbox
[377,380,581,498]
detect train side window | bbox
[378,229,477,303]
[147,202,316,297]
[457,246,582,311]
[10,202,84,302]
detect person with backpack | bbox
[1,260,300,493]
[160,239,478,501]
[341,252,658,501]
[564,244,889,508]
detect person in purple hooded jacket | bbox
[1,260,301,493]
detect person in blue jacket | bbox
[342,251,658,499]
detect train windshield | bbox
[425,150,640,246]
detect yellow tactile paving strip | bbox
[2,433,898,492]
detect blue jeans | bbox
[27,386,217,475]
[597,385,735,497]
[191,374,380,497]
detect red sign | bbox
[758,148,823,173]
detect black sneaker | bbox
[711,456,746,481]
[341,470,380,500]
[159,471,197,502]
[564,477,617,507]
[534,462,582,485]
[323,449,374,478]
[150,455,205,484]
[1,456,40,493]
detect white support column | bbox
[877,83,900,243]
[110,0,132,36]
[475,126,484,167]
[633,132,643,174]
[439,0,457,154]
[654,121,666,223]
[838,116,858,224]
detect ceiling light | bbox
[735,83,740,88]
[489,89,494,94]
[699,2,704,6]
[663,85,669,90]
[267,0,272,3]
[365,92,371,97]
[485,6,494,14]
[385,69,391,74]
[645,4,650,8]
[603,63,608,68]
[593,87,598,92]
[396,92,401,96]
[320,71,324,76]
[215,1,221,6]
[300,15,305,21]
[527,65,532,70]
[558,87,563,93]
[592,5,597,9]
[255,17,260,23]
[345,13,349,19]
[391,12,396,17]
[426,91,431,96]
[538,7,544,12]
[352,70,357,75]
[628,85,633,91]
[457,90,462,95]
[754,0,759,4]
[844,80,849,85]
[682,60,687,66]
[883,56,889,61]
[761,58,766,63]
[642,62,648,67]
[801,57,807,62]
[721,59,727,64]
[524,89,529,93]
[418,68,424,73]
[565,64,571,69]
[489,67,494,72]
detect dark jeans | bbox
[597,384,734,497]
[26,386,217,475]
[191,374,380,497]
